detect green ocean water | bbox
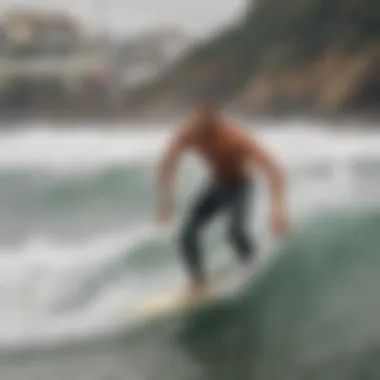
[0,125,380,380]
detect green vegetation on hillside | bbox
[130,0,380,115]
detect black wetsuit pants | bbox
[180,178,254,284]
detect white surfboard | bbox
[131,264,254,319]
[125,236,278,324]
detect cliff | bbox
[127,0,380,116]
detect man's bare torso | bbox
[184,120,251,182]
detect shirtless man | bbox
[156,101,288,296]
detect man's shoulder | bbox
[176,118,197,145]
[225,122,251,143]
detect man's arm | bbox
[156,127,190,223]
[246,136,288,234]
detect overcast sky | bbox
[0,0,247,36]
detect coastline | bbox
[0,108,378,129]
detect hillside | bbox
[126,0,380,116]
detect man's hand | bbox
[245,135,288,236]
[156,125,190,227]
[269,207,289,236]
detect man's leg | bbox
[227,180,255,263]
[180,182,224,293]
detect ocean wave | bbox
[1,125,380,368]
[165,211,380,380]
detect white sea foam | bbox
[0,122,379,351]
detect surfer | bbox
[156,100,288,297]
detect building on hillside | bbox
[0,9,112,112]
[1,9,83,57]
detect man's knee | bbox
[180,222,199,248]
[228,223,244,242]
